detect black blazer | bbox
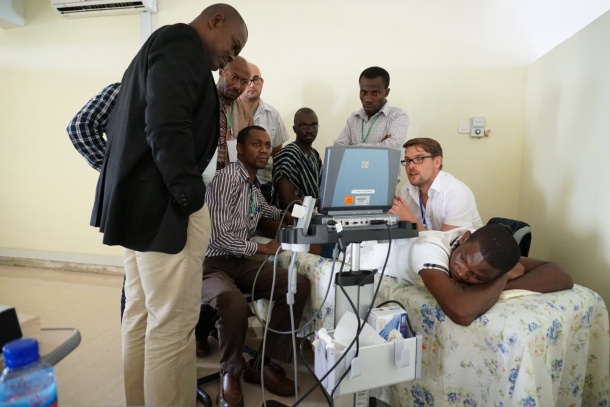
[91,24,219,254]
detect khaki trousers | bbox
[122,206,210,406]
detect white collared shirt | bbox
[252,98,290,184]
[399,171,484,230]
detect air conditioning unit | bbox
[51,0,156,17]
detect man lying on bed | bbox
[355,224,573,326]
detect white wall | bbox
[522,11,610,308]
[1,0,528,264]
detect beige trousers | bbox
[121,206,210,406]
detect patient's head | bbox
[448,225,520,285]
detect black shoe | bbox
[196,338,210,358]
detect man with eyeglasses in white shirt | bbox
[240,62,290,203]
[389,138,483,232]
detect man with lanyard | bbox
[203,125,311,406]
[389,137,483,231]
[240,62,290,202]
[333,66,409,151]
[216,55,254,171]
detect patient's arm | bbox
[419,268,510,326]
[505,257,573,293]
[420,257,574,326]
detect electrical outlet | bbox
[458,120,470,134]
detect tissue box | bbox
[367,306,410,340]
[17,313,41,339]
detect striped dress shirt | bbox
[206,160,282,257]
[271,142,322,206]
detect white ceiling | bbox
[406,0,610,64]
[2,1,609,64]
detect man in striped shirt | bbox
[272,107,322,210]
[202,125,311,406]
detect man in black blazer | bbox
[90,4,248,406]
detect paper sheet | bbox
[333,311,385,348]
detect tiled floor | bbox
[0,264,329,406]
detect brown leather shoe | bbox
[242,359,295,397]
[196,338,210,358]
[217,372,243,407]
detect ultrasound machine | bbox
[275,146,422,407]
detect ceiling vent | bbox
[51,0,156,17]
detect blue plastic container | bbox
[0,338,57,407]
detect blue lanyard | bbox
[419,191,427,228]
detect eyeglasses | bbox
[225,72,250,87]
[296,124,319,131]
[249,76,263,85]
[401,156,433,166]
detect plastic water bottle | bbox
[0,338,58,407]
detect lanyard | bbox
[224,101,235,136]
[360,114,381,143]
[419,190,427,229]
[249,183,257,218]
[248,182,258,236]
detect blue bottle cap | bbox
[2,338,40,369]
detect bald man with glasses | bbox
[389,137,483,231]
[240,62,290,202]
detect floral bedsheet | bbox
[276,251,610,406]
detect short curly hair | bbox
[236,125,267,144]
[468,224,521,274]
[359,66,390,88]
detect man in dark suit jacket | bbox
[90,4,248,406]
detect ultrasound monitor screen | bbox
[318,146,400,215]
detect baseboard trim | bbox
[0,249,123,276]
